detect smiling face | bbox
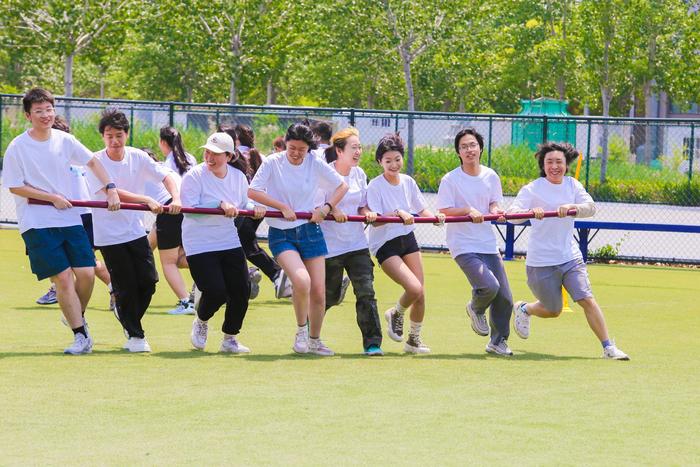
[203,148,231,175]
[102,126,128,159]
[26,101,56,133]
[379,150,403,176]
[336,135,362,167]
[285,139,309,166]
[543,150,568,184]
[457,133,482,168]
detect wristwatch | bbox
[105,182,117,190]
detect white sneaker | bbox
[309,338,335,356]
[64,332,92,355]
[384,307,404,342]
[486,339,513,356]
[513,301,530,339]
[123,337,151,353]
[467,303,490,336]
[337,275,351,305]
[191,318,208,350]
[274,271,292,299]
[603,342,630,360]
[249,267,262,300]
[220,335,251,353]
[293,326,309,354]
[404,334,431,354]
[192,284,202,311]
[167,299,195,315]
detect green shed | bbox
[511,98,576,150]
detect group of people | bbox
[2,87,630,360]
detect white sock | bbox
[396,302,407,314]
[409,320,422,338]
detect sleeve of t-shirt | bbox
[357,168,368,207]
[572,178,594,204]
[249,156,271,192]
[0,145,25,189]
[139,152,171,183]
[436,174,455,209]
[366,179,383,213]
[407,176,427,213]
[489,172,504,205]
[67,134,94,166]
[234,171,250,209]
[315,157,343,192]
[180,170,200,208]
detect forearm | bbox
[248,189,287,211]
[86,158,112,186]
[326,182,348,208]
[116,189,152,204]
[162,174,181,202]
[439,207,469,216]
[9,185,58,202]
[573,202,596,218]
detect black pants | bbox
[187,247,250,335]
[235,216,281,281]
[326,249,382,350]
[100,236,158,339]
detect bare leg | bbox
[523,301,562,318]
[53,268,86,328]
[380,253,424,320]
[303,256,326,338]
[95,259,111,286]
[72,266,95,314]
[576,297,610,342]
[276,250,311,327]
[159,247,189,300]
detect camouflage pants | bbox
[325,248,382,350]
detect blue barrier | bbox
[496,221,700,262]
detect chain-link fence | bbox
[2,94,699,262]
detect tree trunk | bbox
[99,66,105,99]
[229,77,237,106]
[266,78,276,105]
[600,85,610,184]
[642,35,657,165]
[401,47,415,176]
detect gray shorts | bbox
[526,259,593,312]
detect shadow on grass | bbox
[0,348,143,358]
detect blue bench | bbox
[497,221,700,262]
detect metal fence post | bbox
[168,102,175,127]
[487,117,493,167]
[129,106,134,146]
[349,108,356,127]
[0,95,3,155]
[215,110,220,129]
[689,123,695,182]
[585,118,592,190]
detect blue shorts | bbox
[268,223,328,260]
[21,226,96,280]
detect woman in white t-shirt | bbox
[366,133,444,354]
[319,127,383,356]
[437,128,514,356]
[249,122,348,356]
[181,132,265,353]
[508,142,629,360]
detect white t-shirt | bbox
[164,151,197,176]
[1,129,94,233]
[509,176,593,267]
[144,163,178,205]
[180,163,248,256]
[366,173,427,256]
[316,164,370,258]
[86,147,171,247]
[249,151,343,230]
[436,166,503,257]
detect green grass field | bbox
[1,229,698,465]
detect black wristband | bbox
[105,182,116,190]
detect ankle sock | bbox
[396,302,406,314]
[409,320,422,338]
[72,326,87,338]
[601,339,611,349]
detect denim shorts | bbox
[21,225,96,280]
[268,223,328,260]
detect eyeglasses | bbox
[31,107,56,117]
[459,143,480,151]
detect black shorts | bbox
[155,211,184,250]
[375,232,419,265]
[81,213,97,250]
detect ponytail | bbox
[160,126,191,175]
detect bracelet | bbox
[323,202,333,211]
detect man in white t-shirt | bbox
[1,88,120,355]
[86,109,181,353]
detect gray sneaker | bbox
[36,285,58,305]
[249,267,262,300]
[274,271,292,299]
[404,334,431,354]
[64,332,92,355]
[337,275,351,304]
[513,301,530,339]
[486,339,513,356]
[466,303,489,336]
[308,338,335,356]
